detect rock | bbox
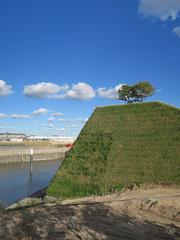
[6,197,41,210]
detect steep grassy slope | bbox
[47,102,180,199]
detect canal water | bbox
[0,160,61,207]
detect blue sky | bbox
[0,0,180,137]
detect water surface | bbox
[0,160,61,207]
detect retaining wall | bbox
[0,147,68,164]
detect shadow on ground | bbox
[0,203,179,240]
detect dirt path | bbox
[0,187,180,239]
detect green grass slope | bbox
[47,102,180,199]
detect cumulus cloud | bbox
[51,82,96,100]
[58,117,86,122]
[0,110,49,119]
[48,117,55,122]
[0,80,13,97]
[24,82,69,98]
[0,113,8,119]
[51,112,63,117]
[58,118,65,122]
[65,82,96,100]
[56,127,78,132]
[56,128,66,131]
[10,114,30,119]
[48,123,54,128]
[97,84,124,99]
[68,125,80,128]
[138,0,180,21]
[173,26,180,38]
[32,108,48,116]
[0,112,30,119]
[24,82,96,100]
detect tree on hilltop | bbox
[118,81,155,103]
[118,85,132,103]
[133,81,155,102]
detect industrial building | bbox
[0,133,27,142]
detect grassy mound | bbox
[47,102,180,199]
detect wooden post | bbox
[30,148,33,175]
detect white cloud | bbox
[32,108,48,116]
[51,82,96,100]
[51,112,63,117]
[68,125,80,128]
[0,113,8,119]
[48,117,55,122]
[173,26,180,37]
[58,118,65,122]
[48,123,54,128]
[0,110,50,119]
[56,127,78,132]
[0,80,13,97]
[97,84,124,99]
[23,82,69,98]
[56,128,66,131]
[58,117,86,122]
[138,0,180,21]
[10,114,30,119]
[24,82,96,100]
[65,82,96,100]
[0,112,30,119]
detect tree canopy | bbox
[118,81,155,103]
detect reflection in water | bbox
[0,160,61,207]
[27,174,33,191]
